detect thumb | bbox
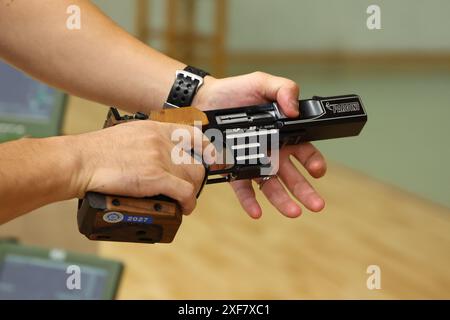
[254,72,300,117]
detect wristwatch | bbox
[164,65,210,109]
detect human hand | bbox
[193,72,327,218]
[72,120,208,214]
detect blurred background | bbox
[0,0,449,299]
[102,0,450,207]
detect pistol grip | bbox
[77,192,182,244]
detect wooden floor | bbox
[1,96,449,299]
[99,161,450,299]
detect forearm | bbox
[0,0,184,113]
[0,136,81,224]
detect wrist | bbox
[54,134,88,199]
[191,75,217,110]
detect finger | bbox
[156,124,209,195]
[230,180,262,219]
[157,172,197,215]
[254,72,300,117]
[258,177,302,218]
[159,137,206,196]
[282,143,327,178]
[278,158,325,212]
[177,148,206,196]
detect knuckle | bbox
[144,119,159,128]
[139,120,161,133]
[252,70,265,76]
[279,78,299,93]
[148,131,167,146]
[252,71,268,79]
[146,147,159,159]
[146,144,165,161]
[288,80,300,92]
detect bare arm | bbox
[0,136,79,223]
[0,123,206,225]
[0,0,185,113]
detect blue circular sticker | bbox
[103,211,124,223]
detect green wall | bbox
[227,0,450,51]
[94,0,450,52]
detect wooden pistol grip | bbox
[77,192,182,244]
[149,106,209,126]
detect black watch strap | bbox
[164,66,209,108]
